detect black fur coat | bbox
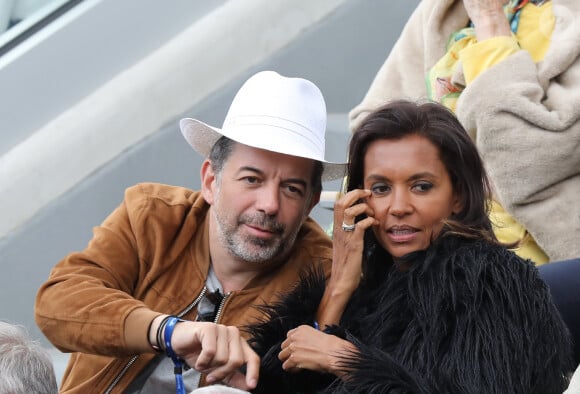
[247,236,573,393]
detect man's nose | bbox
[255,184,280,216]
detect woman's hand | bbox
[171,321,260,390]
[462,0,512,40]
[329,189,376,297]
[278,325,358,377]
[315,189,377,330]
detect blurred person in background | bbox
[0,321,58,394]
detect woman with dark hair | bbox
[248,100,573,393]
[349,0,580,266]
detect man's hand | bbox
[170,321,260,390]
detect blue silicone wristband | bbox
[163,316,186,394]
[163,316,183,362]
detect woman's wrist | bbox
[328,339,359,378]
[317,286,352,329]
[324,280,357,303]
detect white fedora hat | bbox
[180,70,346,181]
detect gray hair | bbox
[0,321,58,394]
[208,136,237,179]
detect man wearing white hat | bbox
[35,71,346,393]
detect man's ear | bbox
[306,192,321,215]
[200,159,216,204]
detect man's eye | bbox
[243,176,259,184]
[286,185,304,196]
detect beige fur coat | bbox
[349,0,580,261]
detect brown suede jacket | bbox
[34,183,332,393]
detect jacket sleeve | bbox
[455,26,580,261]
[333,244,573,394]
[34,185,153,356]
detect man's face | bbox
[202,143,319,264]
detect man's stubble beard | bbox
[212,187,303,264]
[213,208,303,264]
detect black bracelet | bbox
[147,317,161,353]
[155,315,173,352]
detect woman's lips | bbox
[387,226,419,243]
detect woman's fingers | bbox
[333,189,375,236]
[330,190,377,294]
[334,189,372,221]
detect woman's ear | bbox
[452,193,464,215]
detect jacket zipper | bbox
[197,291,232,386]
[104,287,208,394]
[213,292,231,324]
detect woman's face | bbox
[363,134,462,259]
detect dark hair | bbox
[209,136,236,176]
[311,161,324,196]
[348,100,496,242]
[209,136,323,196]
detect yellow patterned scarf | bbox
[426,0,529,111]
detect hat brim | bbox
[180,118,346,181]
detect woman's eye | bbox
[413,182,433,192]
[371,184,390,195]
